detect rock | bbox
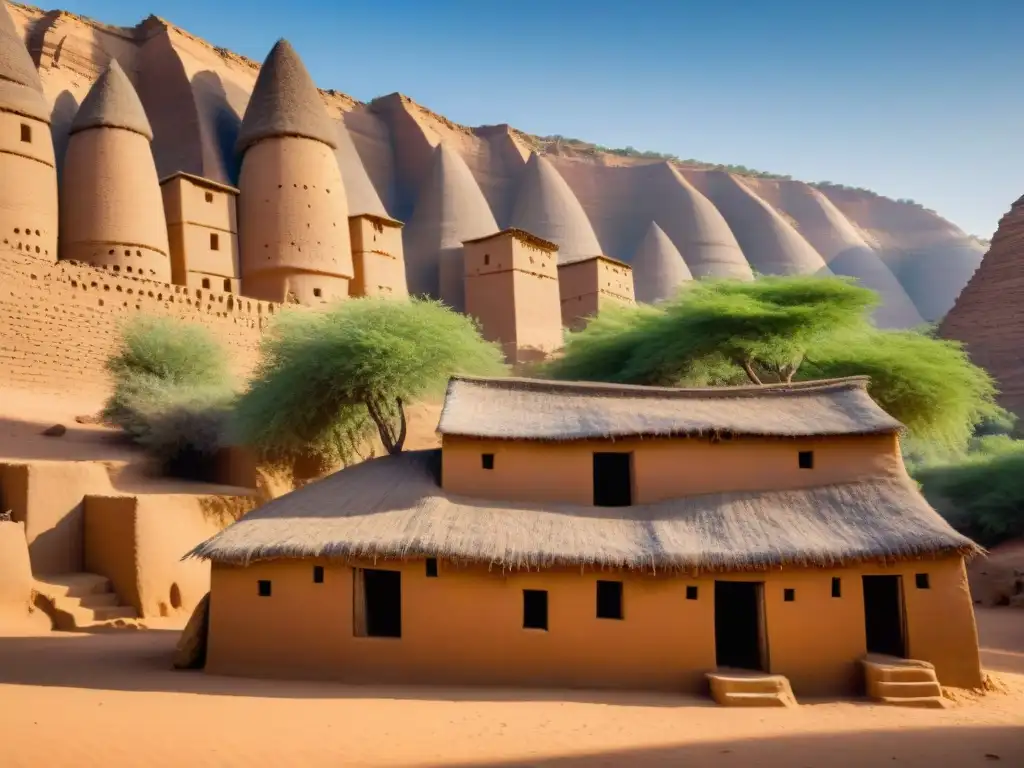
[173,592,210,670]
[74,414,100,425]
[41,424,67,437]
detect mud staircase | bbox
[32,573,139,631]
[706,669,798,707]
[861,654,947,708]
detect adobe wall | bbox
[59,128,172,281]
[0,520,35,619]
[163,175,240,287]
[348,217,407,298]
[0,111,57,262]
[0,248,277,397]
[205,554,981,694]
[441,433,904,504]
[558,258,634,330]
[84,492,252,618]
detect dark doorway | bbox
[862,575,905,657]
[593,452,632,507]
[714,581,765,670]
[363,568,402,638]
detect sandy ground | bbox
[0,609,1019,768]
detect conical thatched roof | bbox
[510,153,603,264]
[631,221,692,303]
[70,59,153,139]
[236,39,337,155]
[437,375,903,441]
[0,1,49,122]
[186,448,979,571]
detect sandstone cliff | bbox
[6,2,985,328]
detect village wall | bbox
[0,249,279,397]
[0,520,34,619]
[441,433,904,504]
[205,554,982,694]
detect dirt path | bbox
[0,609,1021,767]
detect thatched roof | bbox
[236,39,337,155]
[437,376,903,441]
[0,2,49,123]
[71,60,153,139]
[187,449,978,570]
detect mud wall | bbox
[0,520,34,618]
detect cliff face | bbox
[940,197,1024,416]
[7,3,985,329]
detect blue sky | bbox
[57,0,1024,238]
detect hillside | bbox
[6,2,985,328]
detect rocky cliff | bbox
[6,2,985,328]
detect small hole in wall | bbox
[13,228,19,234]
[20,123,31,142]
[169,583,182,609]
[202,278,210,289]
[205,191,213,203]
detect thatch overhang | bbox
[187,449,979,572]
[437,376,904,442]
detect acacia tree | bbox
[545,276,1004,453]
[232,297,507,464]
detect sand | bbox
[0,608,1019,768]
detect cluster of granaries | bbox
[0,23,634,363]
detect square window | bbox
[783,588,795,602]
[686,585,698,600]
[210,233,220,251]
[798,450,814,469]
[481,453,495,470]
[313,565,324,584]
[20,123,31,143]
[484,253,490,265]
[831,577,841,598]
[205,191,214,203]
[257,580,272,597]
[201,277,210,289]
[425,558,438,578]
[523,589,548,630]
[915,573,930,590]
[313,288,323,298]
[223,278,232,292]
[596,580,623,620]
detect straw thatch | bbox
[70,60,153,139]
[0,3,50,123]
[187,449,978,571]
[438,376,903,441]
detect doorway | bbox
[593,452,632,507]
[862,575,905,657]
[355,568,402,638]
[714,581,766,670]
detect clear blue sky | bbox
[58,0,1024,238]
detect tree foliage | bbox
[232,298,507,465]
[544,276,1004,452]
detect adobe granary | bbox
[463,228,563,364]
[189,375,983,705]
[59,60,171,281]
[558,254,635,330]
[236,39,354,306]
[0,0,57,261]
[348,213,408,299]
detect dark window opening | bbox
[484,253,490,265]
[201,277,210,289]
[832,577,842,598]
[205,191,214,203]
[686,585,698,600]
[223,278,232,292]
[783,588,795,602]
[313,565,324,584]
[915,573,930,590]
[210,233,220,251]
[356,568,402,638]
[523,589,548,630]
[593,452,632,507]
[20,123,31,143]
[798,450,814,469]
[863,575,905,657]
[481,453,495,470]
[313,288,323,298]
[425,558,438,578]
[714,581,765,671]
[596,580,623,620]
[257,580,272,597]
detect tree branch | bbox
[365,398,395,454]
[741,359,762,385]
[393,397,407,454]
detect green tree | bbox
[232,297,507,464]
[544,276,1003,452]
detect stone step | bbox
[722,692,793,708]
[878,695,948,709]
[873,680,943,699]
[862,654,937,683]
[77,592,120,609]
[91,605,138,622]
[34,573,112,598]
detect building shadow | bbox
[190,70,245,186]
[421,725,1024,767]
